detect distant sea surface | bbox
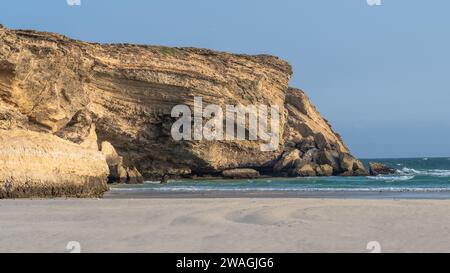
[108,158,450,199]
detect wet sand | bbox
[105,189,450,199]
[1,198,450,253]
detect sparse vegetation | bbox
[157,46,179,56]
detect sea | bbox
[107,157,450,199]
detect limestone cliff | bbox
[0,129,109,198]
[0,26,291,179]
[277,88,367,176]
[0,25,367,194]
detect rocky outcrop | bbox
[100,141,144,184]
[0,26,291,180]
[369,162,397,176]
[0,26,367,191]
[222,169,260,179]
[273,149,301,173]
[0,129,109,198]
[127,167,145,184]
[273,88,368,177]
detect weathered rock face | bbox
[0,26,291,179]
[369,162,397,176]
[100,141,144,184]
[0,26,367,183]
[0,129,109,198]
[222,168,260,179]
[274,88,368,177]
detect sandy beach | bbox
[1,198,450,253]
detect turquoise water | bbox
[111,158,450,193]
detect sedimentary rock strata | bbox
[100,141,144,184]
[0,25,368,197]
[369,162,397,176]
[273,88,368,177]
[0,26,291,179]
[0,129,109,198]
[222,168,260,179]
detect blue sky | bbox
[1,0,449,158]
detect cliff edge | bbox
[0,26,366,197]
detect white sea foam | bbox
[400,168,450,177]
[110,186,450,193]
[366,175,415,182]
[110,162,450,194]
[144,181,162,184]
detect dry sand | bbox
[1,198,450,253]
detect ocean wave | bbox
[366,175,415,182]
[400,168,450,177]
[110,186,450,193]
[144,181,163,184]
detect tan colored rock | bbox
[369,162,397,176]
[354,167,370,176]
[298,136,316,152]
[0,26,367,179]
[318,164,334,177]
[101,141,120,165]
[353,160,369,176]
[283,88,368,177]
[100,141,143,184]
[316,150,340,172]
[287,131,302,144]
[117,165,129,184]
[0,104,28,130]
[0,26,292,178]
[285,88,349,153]
[294,164,317,177]
[273,149,302,173]
[340,171,355,177]
[314,132,330,150]
[0,130,109,198]
[80,124,99,151]
[101,141,123,182]
[127,167,145,184]
[222,169,260,179]
[339,153,355,173]
[302,148,319,162]
[339,153,369,176]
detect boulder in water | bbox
[369,162,397,176]
[222,168,260,179]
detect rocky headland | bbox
[0,25,367,198]
[369,162,398,176]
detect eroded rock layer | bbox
[275,88,367,177]
[0,25,367,193]
[0,129,109,198]
[0,26,292,179]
